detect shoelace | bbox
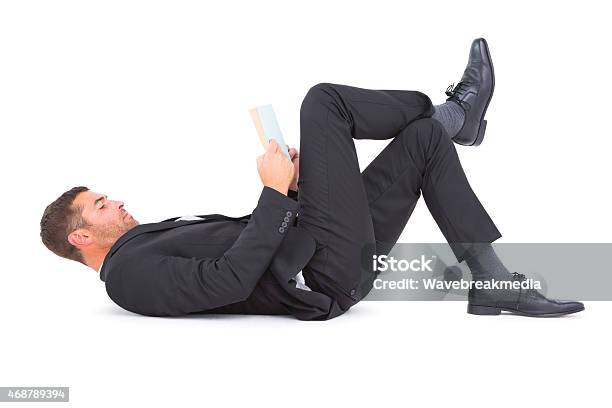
[511,272,541,303]
[445,82,472,108]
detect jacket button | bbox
[278,227,285,233]
[283,216,290,223]
[281,221,288,227]
[350,288,356,296]
[286,211,292,217]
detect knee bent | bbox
[300,82,336,118]
[399,118,452,158]
[409,117,447,139]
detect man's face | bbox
[70,190,140,249]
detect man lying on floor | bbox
[40,38,584,319]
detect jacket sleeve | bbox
[115,187,299,316]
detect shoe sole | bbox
[467,303,585,317]
[470,38,495,146]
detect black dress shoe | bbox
[467,273,585,317]
[445,38,495,146]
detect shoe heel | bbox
[468,304,501,315]
[473,120,487,146]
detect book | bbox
[249,104,291,159]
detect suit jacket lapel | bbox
[111,213,252,258]
[161,214,251,222]
[100,213,252,281]
[99,220,204,281]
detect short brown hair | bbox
[40,186,91,264]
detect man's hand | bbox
[256,139,295,196]
[287,146,299,192]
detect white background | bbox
[1,0,610,407]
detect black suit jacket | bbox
[100,187,344,320]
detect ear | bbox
[67,229,92,249]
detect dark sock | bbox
[432,100,465,138]
[464,243,514,281]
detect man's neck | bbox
[85,248,111,273]
[85,226,138,273]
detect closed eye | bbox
[94,194,108,210]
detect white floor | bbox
[2,297,609,407]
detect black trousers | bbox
[297,83,501,311]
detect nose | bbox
[117,201,125,211]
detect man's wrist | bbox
[265,184,288,196]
